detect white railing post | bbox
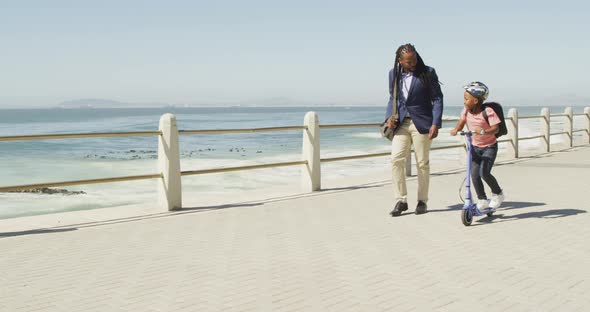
[508,108,519,158]
[405,152,411,177]
[564,107,573,147]
[541,108,550,152]
[302,112,321,192]
[158,113,182,211]
[585,107,590,144]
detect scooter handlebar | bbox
[459,131,476,136]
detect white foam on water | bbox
[351,132,383,139]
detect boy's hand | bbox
[450,129,458,136]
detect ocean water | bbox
[0,106,587,218]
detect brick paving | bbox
[1,146,589,311]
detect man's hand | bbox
[386,116,397,129]
[450,129,458,136]
[428,125,439,139]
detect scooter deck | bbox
[463,206,496,216]
[482,208,496,216]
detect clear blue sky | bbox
[1,0,589,107]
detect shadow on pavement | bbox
[0,228,77,238]
[321,184,383,192]
[431,201,585,225]
[181,202,263,211]
[3,182,388,234]
[440,201,546,213]
[476,208,586,225]
[183,182,386,211]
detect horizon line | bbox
[1,104,588,110]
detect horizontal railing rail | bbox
[320,123,380,129]
[320,142,470,163]
[0,173,163,193]
[1,107,589,211]
[518,115,543,120]
[181,160,307,176]
[520,135,545,140]
[0,131,161,142]
[321,152,389,163]
[179,126,305,135]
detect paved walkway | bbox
[1,145,589,312]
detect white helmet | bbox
[464,81,489,101]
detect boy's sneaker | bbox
[490,192,505,209]
[477,199,489,210]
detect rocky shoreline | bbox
[5,188,86,195]
[81,148,265,160]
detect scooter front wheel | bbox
[461,209,473,226]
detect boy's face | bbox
[398,52,417,73]
[464,91,479,110]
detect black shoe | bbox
[390,201,408,217]
[415,201,427,215]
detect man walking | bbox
[385,43,443,216]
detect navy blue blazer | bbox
[385,66,444,134]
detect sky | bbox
[1,0,589,108]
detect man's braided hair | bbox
[392,43,433,94]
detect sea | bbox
[0,105,587,219]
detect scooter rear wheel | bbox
[462,209,473,226]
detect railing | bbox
[0,107,589,211]
[0,131,161,141]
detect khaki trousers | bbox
[391,119,432,203]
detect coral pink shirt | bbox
[461,107,501,147]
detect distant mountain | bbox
[54,97,384,109]
[57,98,130,108]
[56,98,176,108]
[55,97,306,109]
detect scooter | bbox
[459,131,495,226]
